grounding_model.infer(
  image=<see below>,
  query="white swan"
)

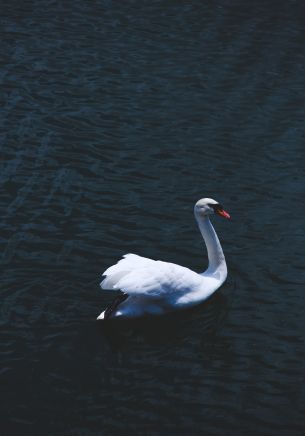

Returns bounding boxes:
[97,198,230,320]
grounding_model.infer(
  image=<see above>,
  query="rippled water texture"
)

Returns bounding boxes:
[1,1,305,435]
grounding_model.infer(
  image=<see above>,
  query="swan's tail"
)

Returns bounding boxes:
[96,311,105,320]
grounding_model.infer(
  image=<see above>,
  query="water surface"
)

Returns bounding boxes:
[1,1,305,435]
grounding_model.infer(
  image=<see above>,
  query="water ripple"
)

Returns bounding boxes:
[1,1,305,434]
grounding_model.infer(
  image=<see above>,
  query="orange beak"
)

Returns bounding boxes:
[216,209,231,219]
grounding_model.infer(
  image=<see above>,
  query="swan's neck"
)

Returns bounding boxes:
[197,216,227,279]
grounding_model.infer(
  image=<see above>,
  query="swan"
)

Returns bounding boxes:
[97,198,230,320]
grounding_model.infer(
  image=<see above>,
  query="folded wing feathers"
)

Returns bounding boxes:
[101,253,202,297]
[114,267,161,296]
[100,253,156,290]
[114,261,201,297]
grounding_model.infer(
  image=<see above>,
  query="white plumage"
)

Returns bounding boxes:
[97,198,230,320]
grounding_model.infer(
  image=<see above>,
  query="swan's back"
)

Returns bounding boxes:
[100,253,218,302]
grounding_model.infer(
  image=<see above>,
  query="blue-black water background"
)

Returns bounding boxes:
[1,1,305,435]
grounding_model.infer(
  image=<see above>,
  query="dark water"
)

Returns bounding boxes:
[1,1,305,434]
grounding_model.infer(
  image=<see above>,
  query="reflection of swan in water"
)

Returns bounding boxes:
[97,198,230,320]
[97,290,230,349]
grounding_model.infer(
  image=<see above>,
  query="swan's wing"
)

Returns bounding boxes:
[100,253,156,290]
[113,261,203,298]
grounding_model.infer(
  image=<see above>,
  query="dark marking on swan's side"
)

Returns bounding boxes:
[104,292,129,320]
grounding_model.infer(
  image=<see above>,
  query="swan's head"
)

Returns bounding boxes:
[194,198,230,219]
